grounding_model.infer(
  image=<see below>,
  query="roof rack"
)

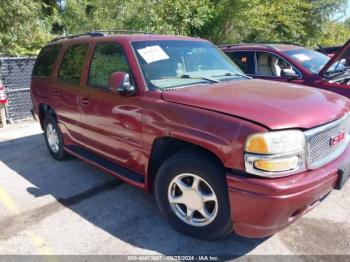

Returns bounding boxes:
[50,29,153,42]
[254,41,303,46]
[50,32,104,42]
[218,41,303,48]
[92,29,153,35]
[217,43,245,48]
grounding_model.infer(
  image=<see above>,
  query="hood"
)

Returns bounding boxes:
[319,38,350,77]
[161,79,350,130]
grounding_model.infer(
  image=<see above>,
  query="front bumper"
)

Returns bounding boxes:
[226,144,350,238]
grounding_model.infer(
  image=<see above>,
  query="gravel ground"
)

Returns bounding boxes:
[0,121,349,259]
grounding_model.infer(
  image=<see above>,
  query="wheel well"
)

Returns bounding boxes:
[147,137,224,192]
[38,104,56,130]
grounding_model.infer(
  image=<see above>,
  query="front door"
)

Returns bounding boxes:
[255,51,305,84]
[80,42,144,173]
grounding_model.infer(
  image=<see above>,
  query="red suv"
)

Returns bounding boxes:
[31,32,350,240]
[221,40,350,98]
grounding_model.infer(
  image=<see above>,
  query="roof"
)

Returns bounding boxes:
[219,43,305,52]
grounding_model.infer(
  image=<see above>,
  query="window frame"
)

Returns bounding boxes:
[87,41,133,90]
[57,43,89,85]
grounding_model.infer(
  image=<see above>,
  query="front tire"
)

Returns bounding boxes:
[43,113,66,161]
[154,150,233,240]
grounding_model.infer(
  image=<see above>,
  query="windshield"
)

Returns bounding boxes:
[131,40,246,90]
[283,48,346,75]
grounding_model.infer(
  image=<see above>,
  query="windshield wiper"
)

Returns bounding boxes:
[211,72,252,79]
[160,74,220,83]
[181,74,220,83]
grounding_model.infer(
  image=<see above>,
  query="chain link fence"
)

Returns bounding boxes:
[0,57,36,123]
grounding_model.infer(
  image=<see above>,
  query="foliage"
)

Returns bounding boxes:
[0,0,349,56]
[0,0,54,56]
[210,0,349,47]
[345,17,350,28]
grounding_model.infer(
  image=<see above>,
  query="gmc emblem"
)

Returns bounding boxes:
[330,130,346,146]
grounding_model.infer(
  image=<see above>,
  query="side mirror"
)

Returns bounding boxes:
[281,68,298,78]
[109,72,136,96]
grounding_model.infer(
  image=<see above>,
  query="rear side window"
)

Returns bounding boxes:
[88,43,130,88]
[227,51,255,74]
[32,45,61,77]
[58,44,88,84]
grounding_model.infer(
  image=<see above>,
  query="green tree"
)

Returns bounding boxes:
[1,0,349,56]
[212,0,348,47]
[0,0,56,56]
[34,0,350,51]
[345,17,350,28]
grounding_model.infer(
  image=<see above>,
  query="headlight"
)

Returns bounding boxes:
[244,130,306,177]
[245,130,305,154]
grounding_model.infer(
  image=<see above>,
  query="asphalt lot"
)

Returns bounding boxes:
[0,120,349,257]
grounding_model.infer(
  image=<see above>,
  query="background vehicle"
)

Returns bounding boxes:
[220,39,350,98]
[31,32,350,240]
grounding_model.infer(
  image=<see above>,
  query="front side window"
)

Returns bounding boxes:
[89,43,130,88]
[32,44,61,77]
[131,40,246,90]
[227,51,255,74]
[58,44,88,84]
[256,52,299,77]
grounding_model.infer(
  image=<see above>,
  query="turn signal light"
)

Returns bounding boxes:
[254,156,299,172]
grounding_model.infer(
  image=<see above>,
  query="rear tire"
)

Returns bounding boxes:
[43,113,66,161]
[154,150,233,240]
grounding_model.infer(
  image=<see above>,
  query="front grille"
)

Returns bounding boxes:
[305,114,350,169]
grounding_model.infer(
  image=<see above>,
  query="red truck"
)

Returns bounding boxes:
[31,31,350,240]
[220,39,350,98]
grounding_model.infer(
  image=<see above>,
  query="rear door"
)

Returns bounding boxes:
[51,43,89,144]
[80,41,144,173]
[31,44,62,115]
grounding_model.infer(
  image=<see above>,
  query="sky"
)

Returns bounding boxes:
[337,0,350,20]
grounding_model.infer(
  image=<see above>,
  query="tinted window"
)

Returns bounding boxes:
[227,51,255,74]
[58,44,88,84]
[89,43,130,88]
[32,45,61,77]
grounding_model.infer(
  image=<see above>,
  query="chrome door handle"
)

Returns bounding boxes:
[52,91,60,98]
[81,97,90,106]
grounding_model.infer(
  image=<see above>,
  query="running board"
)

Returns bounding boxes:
[65,145,145,184]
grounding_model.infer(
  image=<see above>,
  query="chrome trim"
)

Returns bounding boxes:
[244,150,306,178]
[304,113,350,169]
